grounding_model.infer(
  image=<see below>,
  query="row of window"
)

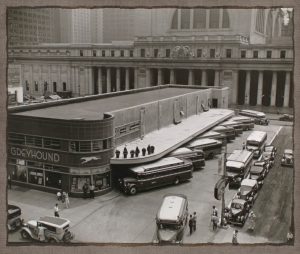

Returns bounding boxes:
[25,81,66,92]
[240,50,286,59]
[8,133,114,153]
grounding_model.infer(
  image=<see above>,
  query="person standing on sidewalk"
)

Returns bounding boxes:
[54,204,60,217]
[89,184,95,199]
[188,214,193,235]
[193,212,197,232]
[232,230,239,245]
[8,174,12,189]
[65,193,70,208]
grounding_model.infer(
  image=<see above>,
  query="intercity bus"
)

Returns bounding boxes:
[168,147,205,170]
[212,125,236,141]
[239,110,269,125]
[220,120,243,136]
[186,138,222,159]
[118,157,193,195]
[226,149,254,188]
[246,131,267,158]
[196,131,226,144]
[231,116,255,130]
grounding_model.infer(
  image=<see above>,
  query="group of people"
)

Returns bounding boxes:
[82,182,95,199]
[211,206,219,231]
[56,189,70,208]
[188,212,197,235]
[115,145,156,159]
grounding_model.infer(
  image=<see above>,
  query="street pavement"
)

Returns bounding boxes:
[7,123,292,245]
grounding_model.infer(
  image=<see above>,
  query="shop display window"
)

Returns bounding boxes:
[71,176,91,192]
[45,171,62,189]
[93,173,111,191]
[28,168,44,185]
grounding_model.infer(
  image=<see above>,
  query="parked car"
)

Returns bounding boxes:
[249,165,267,188]
[7,204,23,231]
[259,151,275,168]
[20,216,74,243]
[226,199,251,226]
[281,149,294,167]
[235,179,259,205]
[253,160,271,174]
[279,114,294,122]
[264,145,277,159]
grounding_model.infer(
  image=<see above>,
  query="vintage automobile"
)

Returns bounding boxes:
[253,160,270,174]
[281,149,294,167]
[279,114,294,122]
[226,198,251,226]
[259,151,275,168]
[7,204,23,232]
[264,145,277,159]
[235,179,259,204]
[20,216,74,243]
[249,165,267,188]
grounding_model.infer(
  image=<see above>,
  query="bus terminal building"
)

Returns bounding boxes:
[7,85,230,196]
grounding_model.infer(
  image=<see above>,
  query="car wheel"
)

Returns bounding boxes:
[174,177,180,185]
[48,238,57,243]
[129,186,137,195]
[21,230,30,240]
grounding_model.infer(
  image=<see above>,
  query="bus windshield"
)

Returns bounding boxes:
[158,222,181,230]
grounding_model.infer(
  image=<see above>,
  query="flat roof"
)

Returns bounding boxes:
[157,195,186,221]
[241,178,257,187]
[169,147,193,155]
[187,138,221,147]
[227,149,253,163]
[247,131,267,141]
[13,87,200,120]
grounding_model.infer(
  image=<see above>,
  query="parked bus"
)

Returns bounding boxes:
[212,125,236,141]
[186,138,222,159]
[118,157,193,195]
[231,116,255,130]
[246,131,267,158]
[226,150,254,188]
[239,110,269,125]
[155,194,188,244]
[168,147,205,170]
[196,131,226,144]
[220,120,243,136]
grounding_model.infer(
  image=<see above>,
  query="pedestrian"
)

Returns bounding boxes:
[65,192,70,208]
[83,182,89,199]
[8,174,12,189]
[242,142,246,150]
[123,146,128,158]
[287,231,294,242]
[248,211,256,231]
[147,145,151,155]
[54,204,60,217]
[232,230,238,245]
[212,206,218,217]
[193,212,197,232]
[37,223,46,242]
[135,146,140,157]
[142,147,146,156]
[115,149,120,158]
[89,184,95,199]
[130,150,135,158]
[188,214,193,235]
[151,145,155,154]
[212,215,218,231]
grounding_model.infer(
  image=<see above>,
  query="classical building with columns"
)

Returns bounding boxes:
[8,8,293,109]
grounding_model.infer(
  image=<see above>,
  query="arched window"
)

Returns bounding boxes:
[193,9,206,29]
[222,9,230,28]
[266,11,273,38]
[171,9,178,29]
[255,9,265,33]
[209,9,220,28]
[181,9,191,29]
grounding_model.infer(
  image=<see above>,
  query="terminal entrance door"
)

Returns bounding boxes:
[212,99,218,108]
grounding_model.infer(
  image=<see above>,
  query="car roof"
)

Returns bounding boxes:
[241,178,257,187]
[284,149,293,154]
[39,216,70,227]
[250,166,264,173]
[231,199,246,205]
[157,195,187,221]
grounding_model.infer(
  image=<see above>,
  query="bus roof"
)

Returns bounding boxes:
[157,195,187,221]
[240,109,266,117]
[284,149,293,154]
[130,157,183,173]
[241,178,257,187]
[226,161,244,169]
[227,150,253,164]
[231,116,253,121]
[246,131,267,142]
[220,120,240,127]
[212,125,227,131]
[169,147,193,155]
[188,138,221,147]
[197,131,223,139]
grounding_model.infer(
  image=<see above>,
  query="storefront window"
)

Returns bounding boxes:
[94,173,111,191]
[9,159,27,182]
[45,171,62,189]
[28,168,44,185]
[71,176,91,192]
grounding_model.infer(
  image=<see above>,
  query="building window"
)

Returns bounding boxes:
[241,50,246,58]
[166,49,170,57]
[196,49,202,57]
[111,50,115,57]
[71,176,91,192]
[63,82,67,91]
[26,135,42,147]
[154,49,159,57]
[120,50,124,57]
[140,48,145,57]
[209,9,220,28]
[266,50,272,58]
[102,50,105,57]
[280,50,286,59]
[44,138,61,150]
[93,172,111,191]
[34,81,38,91]
[28,168,44,186]
[93,50,97,57]
[129,50,134,57]
[181,9,191,29]
[253,50,258,58]
[79,50,83,56]
[53,82,57,93]
[210,48,215,58]
[226,49,232,58]
[8,133,25,145]
[45,171,62,189]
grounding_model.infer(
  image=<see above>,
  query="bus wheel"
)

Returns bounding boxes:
[129,186,137,195]
[174,178,180,185]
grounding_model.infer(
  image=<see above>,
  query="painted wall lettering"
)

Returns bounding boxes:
[10,147,60,163]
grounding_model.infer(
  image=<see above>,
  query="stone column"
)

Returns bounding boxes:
[76,67,80,96]
[206,9,210,29]
[116,68,121,91]
[257,71,263,105]
[89,67,93,95]
[178,9,181,29]
[245,70,251,105]
[134,68,138,89]
[188,69,194,85]
[201,70,207,86]
[231,70,238,105]
[270,71,277,106]
[190,9,194,29]
[157,69,162,85]
[125,68,130,90]
[214,70,220,86]
[106,68,111,93]
[283,71,291,107]
[170,69,175,84]
[85,68,89,95]
[146,68,151,87]
[98,67,103,94]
